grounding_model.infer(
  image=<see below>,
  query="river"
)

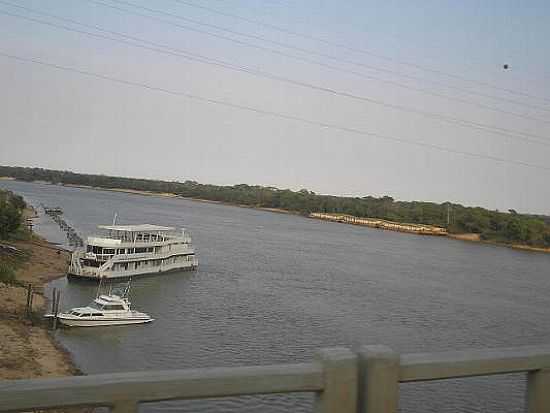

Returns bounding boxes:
[2,180,549,413]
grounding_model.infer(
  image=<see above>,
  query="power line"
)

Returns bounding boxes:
[96,0,550,115]
[1,50,548,173]
[2,7,549,149]
[170,0,550,105]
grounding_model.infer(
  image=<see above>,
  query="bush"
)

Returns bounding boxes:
[0,262,16,284]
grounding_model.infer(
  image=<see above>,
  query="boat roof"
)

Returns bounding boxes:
[98,224,175,232]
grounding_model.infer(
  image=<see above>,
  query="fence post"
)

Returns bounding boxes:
[314,347,358,413]
[25,284,32,318]
[526,368,550,413]
[358,345,400,413]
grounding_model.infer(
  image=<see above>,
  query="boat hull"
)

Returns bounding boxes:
[67,263,197,282]
[57,316,154,327]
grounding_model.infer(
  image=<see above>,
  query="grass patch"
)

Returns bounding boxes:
[0,246,30,285]
[0,261,16,283]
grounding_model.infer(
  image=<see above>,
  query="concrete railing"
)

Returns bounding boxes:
[1,345,549,413]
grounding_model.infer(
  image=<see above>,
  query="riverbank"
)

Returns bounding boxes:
[447,233,550,254]
[4,179,550,255]
[63,182,299,216]
[0,234,76,380]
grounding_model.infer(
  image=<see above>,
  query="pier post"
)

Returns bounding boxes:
[52,289,61,330]
[526,368,550,413]
[51,288,57,314]
[314,347,358,413]
[28,289,34,323]
[358,345,400,413]
[25,284,32,318]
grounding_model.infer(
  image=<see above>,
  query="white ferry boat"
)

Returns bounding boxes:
[68,224,198,280]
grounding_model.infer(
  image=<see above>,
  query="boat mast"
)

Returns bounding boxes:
[96,277,104,299]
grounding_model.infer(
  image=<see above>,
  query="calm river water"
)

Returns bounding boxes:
[2,180,550,413]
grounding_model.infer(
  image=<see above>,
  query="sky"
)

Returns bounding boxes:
[1,0,549,214]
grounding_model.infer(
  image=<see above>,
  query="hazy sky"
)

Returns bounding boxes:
[1,1,549,214]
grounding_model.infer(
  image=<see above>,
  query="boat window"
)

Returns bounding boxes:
[135,247,147,253]
[104,248,115,254]
[92,313,104,317]
[103,304,125,310]
[79,313,91,317]
[82,259,102,267]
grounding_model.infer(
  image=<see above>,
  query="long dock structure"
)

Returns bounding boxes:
[41,204,84,248]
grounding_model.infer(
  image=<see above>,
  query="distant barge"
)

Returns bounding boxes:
[68,224,198,281]
[310,213,448,236]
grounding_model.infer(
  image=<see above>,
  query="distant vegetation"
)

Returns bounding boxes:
[1,165,550,248]
[0,188,26,240]
[0,188,28,283]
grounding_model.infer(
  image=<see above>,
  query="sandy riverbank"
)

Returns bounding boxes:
[0,235,76,380]
[6,180,550,254]
[62,183,298,216]
[448,233,550,254]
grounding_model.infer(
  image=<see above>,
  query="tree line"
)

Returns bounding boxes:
[1,165,549,248]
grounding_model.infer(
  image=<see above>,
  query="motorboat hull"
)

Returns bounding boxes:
[57,316,153,327]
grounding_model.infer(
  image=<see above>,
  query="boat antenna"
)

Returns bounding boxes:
[124,277,132,298]
[96,277,103,299]
[112,212,118,226]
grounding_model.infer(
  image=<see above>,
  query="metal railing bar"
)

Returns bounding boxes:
[400,345,550,382]
[0,362,323,412]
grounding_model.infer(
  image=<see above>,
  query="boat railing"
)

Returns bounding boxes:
[112,252,156,261]
[87,236,192,246]
[1,344,549,413]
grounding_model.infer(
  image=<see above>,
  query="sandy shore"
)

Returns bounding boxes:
[62,183,299,216]
[0,235,76,380]
[448,233,550,254]
[8,180,550,255]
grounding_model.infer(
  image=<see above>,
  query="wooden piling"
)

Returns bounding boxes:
[52,289,61,330]
[51,288,57,314]
[25,284,32,319]
[29,290,34,324]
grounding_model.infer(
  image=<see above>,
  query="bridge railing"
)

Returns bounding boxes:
[1,345,549,413]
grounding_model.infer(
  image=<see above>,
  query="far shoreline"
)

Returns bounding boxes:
[4,179,550,255]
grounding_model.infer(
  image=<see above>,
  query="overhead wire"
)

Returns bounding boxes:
[1,51,549,172]
[170,0,550,105]
[92,0,550,115]
[0,6,549,149]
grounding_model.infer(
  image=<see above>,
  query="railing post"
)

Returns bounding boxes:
[314,347,358,413]
[111,400,138,413]
[526,368,550,413]
[358,345,400,413]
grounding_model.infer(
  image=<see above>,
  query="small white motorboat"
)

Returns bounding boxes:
[55,281,153,327]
